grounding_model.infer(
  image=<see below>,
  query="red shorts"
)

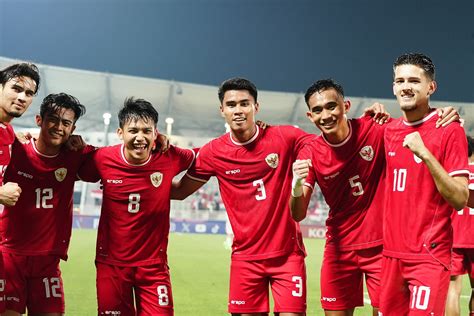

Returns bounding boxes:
[451,248,474,277]
[320,245,382,310]
[228,252,306,314]
[3,253,64,314]
[379,256,450,315]
[96,261,173,316]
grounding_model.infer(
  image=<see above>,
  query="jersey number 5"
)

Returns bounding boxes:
[349,175,364,196]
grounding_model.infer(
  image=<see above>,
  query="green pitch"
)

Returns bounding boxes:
[61,229,472,315]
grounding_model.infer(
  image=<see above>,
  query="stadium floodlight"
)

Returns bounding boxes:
[165,117,174,136]
[102,112,112,146]
[102,112,112,126]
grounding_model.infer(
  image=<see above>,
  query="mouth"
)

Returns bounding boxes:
[233,117,246,123]
[132,143,147,153]
[320,120,336,129]
[49,131,64,139]
[401,94,414,100]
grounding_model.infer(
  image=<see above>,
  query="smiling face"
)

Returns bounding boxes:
[306,87,350,144]
[35,107,77,155]
[117,118,157,164]
[0,76,36,122]
[220,89,259,141]
[393,64,436,120]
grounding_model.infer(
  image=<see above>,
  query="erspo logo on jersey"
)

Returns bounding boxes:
[103,311,121,315]
[106,179,123,184]
[230,300,246,305]
[321,297,337,302]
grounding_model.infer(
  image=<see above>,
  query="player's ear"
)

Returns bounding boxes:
[254,102,259,114]
[428,80,437,96]
[117,128,123,140]
[344,100,351,113]
[35,114,42,127]
[219,104,225,118]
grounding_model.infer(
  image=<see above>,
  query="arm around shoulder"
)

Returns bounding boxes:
[171,174,206,200]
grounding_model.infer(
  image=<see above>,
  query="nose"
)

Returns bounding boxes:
[17,91,27,103]
[321,109,332,120]
[234,104,244,114]
[135,131,145,140]
[400,82,411,91]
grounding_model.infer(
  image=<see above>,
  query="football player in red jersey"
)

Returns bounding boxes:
[290,79,386,316]
[79,98,195,316]
[379,53,468,315]
[0,63,40,207]
[2,93,89,316]
[172,78,311,316]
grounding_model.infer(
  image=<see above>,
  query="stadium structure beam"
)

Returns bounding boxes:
[289,95,303,124]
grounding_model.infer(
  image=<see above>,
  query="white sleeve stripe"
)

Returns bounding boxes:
[469,183,474,190]
[185,149,196,170]
[185,173,208,183]
[304,182,314,191]
[449,169,470,177]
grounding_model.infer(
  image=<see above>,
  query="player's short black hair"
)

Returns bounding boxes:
[40,93,86,122]
[118,97,159,128]
[0,63,40,94]
[304,79,344,109]
[218,77,258,103]
[393,53,435,81]
[468,135,474,157]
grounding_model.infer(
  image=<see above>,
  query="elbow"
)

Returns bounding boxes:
[453,187,469,211]
[290,209,306,222]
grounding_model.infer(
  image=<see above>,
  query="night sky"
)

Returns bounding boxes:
[1,0,473,102]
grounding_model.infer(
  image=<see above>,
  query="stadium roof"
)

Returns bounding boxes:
[2,56,473,137]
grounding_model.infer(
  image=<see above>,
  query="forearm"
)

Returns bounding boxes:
[289,197,307,222]
[420,150,469,210]
[289,186,311,222]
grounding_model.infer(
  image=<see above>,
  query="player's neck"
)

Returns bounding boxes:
[230,124,257,143]
[0,109,13,124]
[35,138,61,156]
[402,103,431,122]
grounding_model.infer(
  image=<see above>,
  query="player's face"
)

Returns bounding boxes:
[0,76,36,121]
[393,64,436,112]
[36,108,77,148]
[306,88,350,143]
[117,118,157,164]
[220,90,259,134]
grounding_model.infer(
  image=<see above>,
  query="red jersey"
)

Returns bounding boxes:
[186,125,313,261]
[79,145,195,267]
[300,116,385,251]
[384,110,469,267]
[451,163,474,248]
[0,123,15,184]
[1,140,94,259]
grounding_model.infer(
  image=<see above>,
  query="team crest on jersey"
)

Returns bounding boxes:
[414,154,422,164]
[54,168,67,182]
[265,153,279,169]
[150,172,163,187]
[359,145,374,161]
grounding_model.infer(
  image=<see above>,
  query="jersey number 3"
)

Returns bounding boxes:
[253,179,267,201]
